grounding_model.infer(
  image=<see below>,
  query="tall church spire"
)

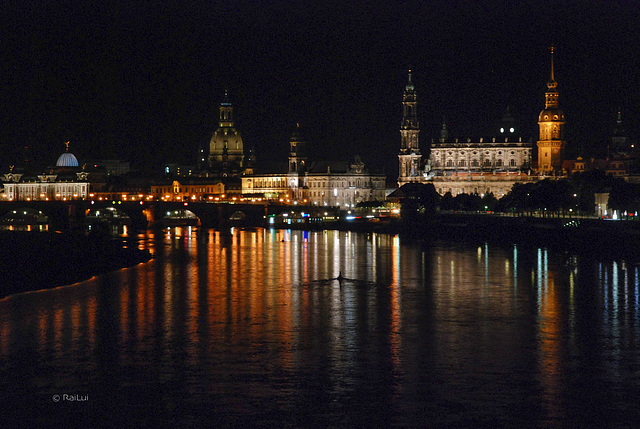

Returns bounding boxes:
[550,45,555,82]
[398,70,422,186]
[545,46,559,108]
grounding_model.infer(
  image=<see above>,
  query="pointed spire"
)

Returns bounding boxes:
[550,45,555,81]
[440,117,449,142]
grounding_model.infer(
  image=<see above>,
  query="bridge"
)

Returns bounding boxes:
[0,200,291,231]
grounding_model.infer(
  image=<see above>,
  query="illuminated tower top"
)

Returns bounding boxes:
[539,46,565,123]
[545,46,559,108]
[402,70,418,130]
[537,46,566,173]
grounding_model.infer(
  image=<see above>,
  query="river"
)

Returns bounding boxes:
[1,227,639,428]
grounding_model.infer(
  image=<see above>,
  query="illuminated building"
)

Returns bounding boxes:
[536,46,566,174]
[427,113,535,197]
[395,71,537,197]
[395,49,579,197]
[149,180,225,201]
[1,142,89,201]
[242,127,386,206]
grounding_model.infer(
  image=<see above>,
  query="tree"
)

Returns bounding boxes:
[440,192,454,211]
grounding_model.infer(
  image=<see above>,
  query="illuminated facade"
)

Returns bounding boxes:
[428,113,536,197]
[1,145,90,201]
[2,172,89,201]
[394,55,572,196]
[242,129,386,206]
[537,47,566,173]
[394,72,536,197]
[149,180,225,201]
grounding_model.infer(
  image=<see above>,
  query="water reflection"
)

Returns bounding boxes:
[1,228,639,427]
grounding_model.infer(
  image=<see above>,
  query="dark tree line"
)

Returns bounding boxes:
[397,170,640,219]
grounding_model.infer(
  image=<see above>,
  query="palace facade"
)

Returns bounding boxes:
[1,144,90,201]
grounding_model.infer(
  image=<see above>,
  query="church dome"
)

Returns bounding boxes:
[56,152,79,167]
[538,107,565,123]
[56,141,79,167]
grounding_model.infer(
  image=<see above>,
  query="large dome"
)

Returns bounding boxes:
[56,152,79,167]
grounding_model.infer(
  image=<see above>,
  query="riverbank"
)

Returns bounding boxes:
[428,213,640,252]
[0,231,152,299]
[269,213,640,257]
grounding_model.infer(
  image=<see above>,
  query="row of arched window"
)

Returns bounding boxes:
[438,158,519,168]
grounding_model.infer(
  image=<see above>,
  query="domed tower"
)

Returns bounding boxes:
[209,90,244,173]
[498,106,517,136]
[398,70,422,186]
[537,47,566,173]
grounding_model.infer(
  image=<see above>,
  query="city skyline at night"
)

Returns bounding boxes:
[1,0,638,176]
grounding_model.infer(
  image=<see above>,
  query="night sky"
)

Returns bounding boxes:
[1,0,638,177]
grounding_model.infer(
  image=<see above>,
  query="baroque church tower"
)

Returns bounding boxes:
[209,90,245,176]
[398,70,422,186]
[287,124,307,201]
[537,47,566,173]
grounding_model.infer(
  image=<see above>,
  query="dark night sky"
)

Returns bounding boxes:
[1,0,638,177]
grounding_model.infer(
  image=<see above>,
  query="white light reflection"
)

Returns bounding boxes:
[484,243,489,287]
[513,245,518,293]
[623,261,628,316]
[613,261,619,320]
[537,248,543,308]
[634,267,640,324]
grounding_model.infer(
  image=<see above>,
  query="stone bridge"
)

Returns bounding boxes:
[0,200,289,230]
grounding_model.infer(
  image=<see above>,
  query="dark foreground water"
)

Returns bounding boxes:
[1,227,640,428]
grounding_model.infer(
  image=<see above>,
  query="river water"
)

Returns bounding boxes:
[1,227,639,428]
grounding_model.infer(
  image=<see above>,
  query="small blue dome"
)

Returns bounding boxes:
[56,152,79,167]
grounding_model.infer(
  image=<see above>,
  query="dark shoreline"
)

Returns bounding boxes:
[270,213,640,259]
[0,231,152,299]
